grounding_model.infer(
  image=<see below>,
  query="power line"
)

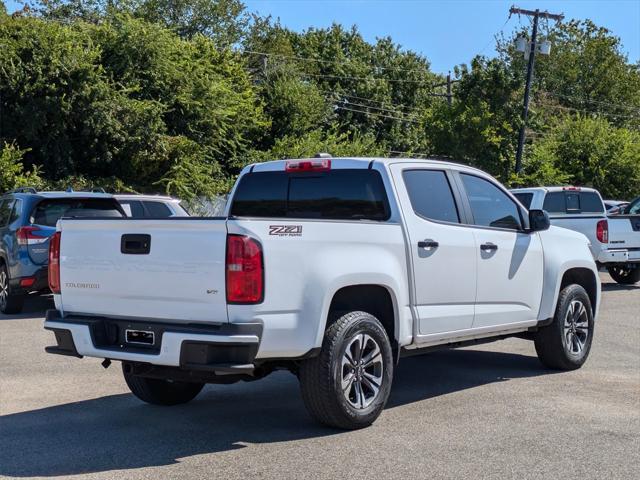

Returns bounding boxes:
[334,105,420,124]
[321,90,417,113]
[245,50,452,87]
[243,49,436,76]
[534,100,640,120]
[320,89,452,115]
[477,11,514,58]
[300,72,438,85]
[541,91,640,113]
[338,99,422,121]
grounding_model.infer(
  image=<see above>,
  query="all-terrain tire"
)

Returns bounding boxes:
[299,311,394,430]
[607,265,640,285]
[534,284,594,370]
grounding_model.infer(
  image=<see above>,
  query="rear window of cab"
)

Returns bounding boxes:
[230,169,390,220]
[542,191,604,214]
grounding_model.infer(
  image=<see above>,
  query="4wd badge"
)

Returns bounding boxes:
[269,225,303,237]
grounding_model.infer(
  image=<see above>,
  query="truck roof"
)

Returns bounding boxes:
[248,157,488,175]
[511,186,600,194]
[2,191,115,200]
[114,194,180,202]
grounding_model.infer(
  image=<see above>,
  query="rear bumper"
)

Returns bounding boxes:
[10,267,49,294]
[44,310,262,371]
[597,249,640,264]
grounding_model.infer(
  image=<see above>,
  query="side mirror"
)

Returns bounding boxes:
[528,209,550,232]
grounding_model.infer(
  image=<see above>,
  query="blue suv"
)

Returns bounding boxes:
[0,188,124,313]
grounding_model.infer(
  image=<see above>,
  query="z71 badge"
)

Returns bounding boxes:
[269,225,303,237]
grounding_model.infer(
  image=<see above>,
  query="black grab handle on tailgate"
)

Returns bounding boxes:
[121,234,151,255]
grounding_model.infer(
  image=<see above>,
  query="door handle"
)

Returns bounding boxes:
[418,240,439,249]
[480,242,498,252]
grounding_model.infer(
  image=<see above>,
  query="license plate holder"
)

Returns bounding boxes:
[125,329,155,346]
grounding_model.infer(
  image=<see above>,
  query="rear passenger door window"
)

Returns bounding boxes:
[460,174,522,230]
[0,200,13,227]
[513,192,533,210]
[9,199,22,224]
[403,170,460,223]
[143,201,172,218]
[542,192,566,213]
[119,200,145,218]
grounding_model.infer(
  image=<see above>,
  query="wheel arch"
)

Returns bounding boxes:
[559,267,599,316]
[322,283,401,356]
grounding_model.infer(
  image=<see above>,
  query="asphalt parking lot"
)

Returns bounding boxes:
[1,272,638,480]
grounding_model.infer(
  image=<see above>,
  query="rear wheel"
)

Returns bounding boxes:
[607,265,640,285]
[122,364,204,406]
[534,284,594,370]
[299,311,394,429]
[0,265,25,315]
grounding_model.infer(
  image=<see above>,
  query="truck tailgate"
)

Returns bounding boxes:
[58,218,228,323]
[608,215,640,251]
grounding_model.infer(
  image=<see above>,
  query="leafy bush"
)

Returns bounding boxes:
[524,116,640,198]
[0,143,45,193]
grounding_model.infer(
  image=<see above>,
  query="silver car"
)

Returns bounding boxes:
[115,194,189,218]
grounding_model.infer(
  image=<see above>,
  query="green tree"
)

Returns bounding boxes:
[427,57,522,181]
[0,143,44,192]
[26,0,249,44]
[133,0,248,44]
[249,129,385,163]
[525,116,640,199]
[245,20,438,155]
[501,20,640,128]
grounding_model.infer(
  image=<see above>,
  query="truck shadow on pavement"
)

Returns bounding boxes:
[600,281,639,292]
[0,348,553,477]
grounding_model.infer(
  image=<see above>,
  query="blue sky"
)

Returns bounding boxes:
[243,0,640,73]
[5,0,640,73]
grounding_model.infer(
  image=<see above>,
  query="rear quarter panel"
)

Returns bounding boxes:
[227,219,411,358]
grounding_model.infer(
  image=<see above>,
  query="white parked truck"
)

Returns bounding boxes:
[45,157,600,429]
[511,186,640,285]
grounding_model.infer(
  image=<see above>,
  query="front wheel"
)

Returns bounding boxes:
[607,265,640,285]
[534,284,594,370]
[123,364,204,406]
[299,311,394,430]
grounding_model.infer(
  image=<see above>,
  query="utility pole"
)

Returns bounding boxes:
[510,6,564,173]
[446,72,452,107]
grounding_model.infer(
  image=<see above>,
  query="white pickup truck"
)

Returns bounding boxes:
[44,157,600,429]
[511,187,640,284]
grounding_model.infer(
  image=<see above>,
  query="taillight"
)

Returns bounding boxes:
[285,159,331,172]
[48,232,61,294]
[17,226,47,246]
[596,219,608,243]
[226,234,264,304]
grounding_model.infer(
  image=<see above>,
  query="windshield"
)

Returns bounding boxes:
[625,197,640,215]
